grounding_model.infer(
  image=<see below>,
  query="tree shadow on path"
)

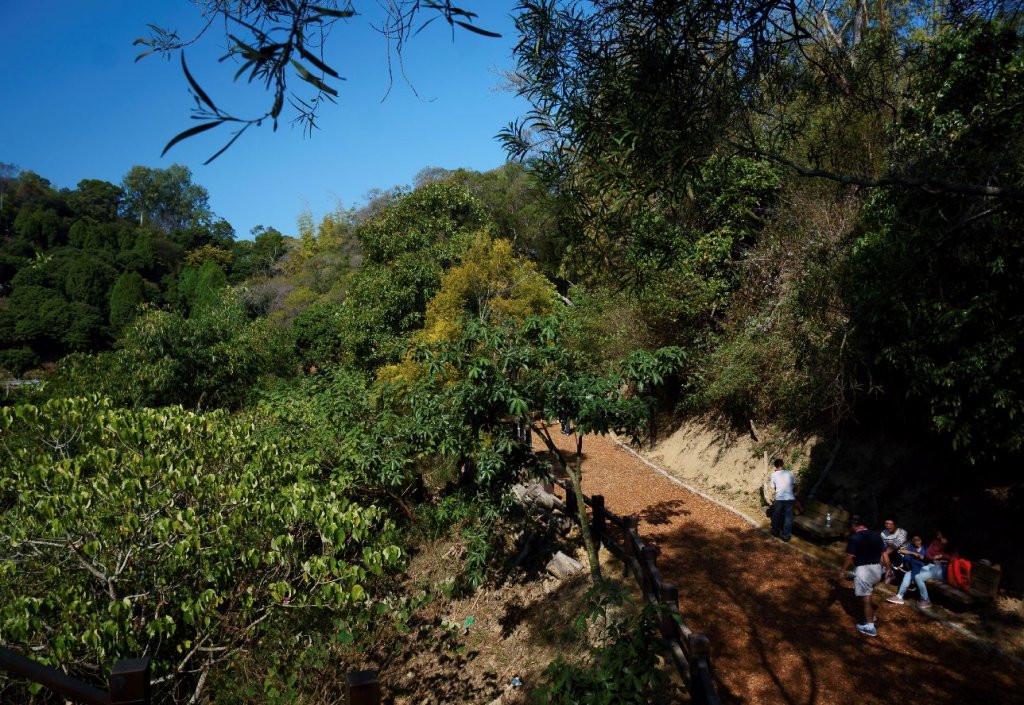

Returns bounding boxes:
[640,498,690,526]
[600,485,1024,705]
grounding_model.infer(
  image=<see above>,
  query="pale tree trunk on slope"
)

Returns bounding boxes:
[532,421,603,582]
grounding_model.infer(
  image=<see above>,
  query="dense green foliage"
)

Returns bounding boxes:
[844,23,1024,460]
[319,182,488,371]
[4,2,1024,700]
[504,1,1024,470]
[0,397,402,702]
[54,291,293,410]
[0,165,287,374]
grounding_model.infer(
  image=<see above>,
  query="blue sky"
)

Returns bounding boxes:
[0,1,527,238]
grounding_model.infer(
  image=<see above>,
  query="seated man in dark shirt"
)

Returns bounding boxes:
[838,515,890,636]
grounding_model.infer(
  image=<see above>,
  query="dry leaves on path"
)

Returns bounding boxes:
[539,429,1024,705]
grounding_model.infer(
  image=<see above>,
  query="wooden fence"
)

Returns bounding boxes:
[337,478,722,705]
[556,478,721,705]
[0,647,149,704]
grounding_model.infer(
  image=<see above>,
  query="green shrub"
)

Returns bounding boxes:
[535,585,669,705]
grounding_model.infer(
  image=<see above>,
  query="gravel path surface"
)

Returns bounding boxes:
[541,428,1024,705]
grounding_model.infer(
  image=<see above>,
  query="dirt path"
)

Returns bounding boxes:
[541,429,1024,705]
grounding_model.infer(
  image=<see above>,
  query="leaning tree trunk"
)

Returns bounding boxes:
[567,433,602,581]
[531,422,603,582]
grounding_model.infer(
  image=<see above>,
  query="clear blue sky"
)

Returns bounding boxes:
[0,1,527,238]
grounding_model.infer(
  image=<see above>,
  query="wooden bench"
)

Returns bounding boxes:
[928,560,1002,608]
[792,500,848,540]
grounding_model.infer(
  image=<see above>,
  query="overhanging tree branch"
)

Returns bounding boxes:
[139,1,498,162]
[740,144,1024,199]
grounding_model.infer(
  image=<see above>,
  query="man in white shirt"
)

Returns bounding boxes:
[770,458,797,542]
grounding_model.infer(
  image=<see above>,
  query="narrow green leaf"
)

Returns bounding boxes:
[297,44,340,78]
[290,60,339,97]
[180,53,218,113]
[444,7,479,21]
[310,6,356,18]
[161,120,225,157]
[233,59,256,82]
[454,21,501,38]
[203,124,248,165]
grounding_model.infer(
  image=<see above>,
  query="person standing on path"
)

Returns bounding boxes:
[769,458,797,542]
[839,515,890,636]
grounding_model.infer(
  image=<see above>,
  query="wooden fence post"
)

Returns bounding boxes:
[109,658,150,705]
[346,671,381,705]
[687,633,715,705]
[623,515,639,579]
[659,583,680,640]
[640,545,659,599]
[590,495,606,544]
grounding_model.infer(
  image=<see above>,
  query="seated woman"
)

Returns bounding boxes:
[886,531,951,609]
[881,516,909,582]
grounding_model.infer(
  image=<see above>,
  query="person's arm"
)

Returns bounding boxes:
[838,553,853,579]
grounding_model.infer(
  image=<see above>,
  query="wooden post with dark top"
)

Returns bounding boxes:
[623,515,639,578]
[346,671,381,705]
[659,583,680,640]
[590,495,606,544]
[687,633,717,705]
[110,658,151,705]
[640,545,659,599]
[0,646,120,705]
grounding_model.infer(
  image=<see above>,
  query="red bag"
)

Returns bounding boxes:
[947,557,972,592]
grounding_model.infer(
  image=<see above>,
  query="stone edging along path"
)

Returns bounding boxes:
[609,433,1024,672]
[543,428,1024,705]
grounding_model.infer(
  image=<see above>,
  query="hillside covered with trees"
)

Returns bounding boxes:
[2,0,1023,702]
[0,163,287,373]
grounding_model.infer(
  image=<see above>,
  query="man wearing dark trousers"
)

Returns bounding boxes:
[769,458,797,541]
[839,515,890,636]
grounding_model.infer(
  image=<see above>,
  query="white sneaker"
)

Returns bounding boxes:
[887,595,904,605]
[856,623,878,637]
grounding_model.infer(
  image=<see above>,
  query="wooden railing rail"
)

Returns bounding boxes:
[0,647,150,704]
[554,478,721,705]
